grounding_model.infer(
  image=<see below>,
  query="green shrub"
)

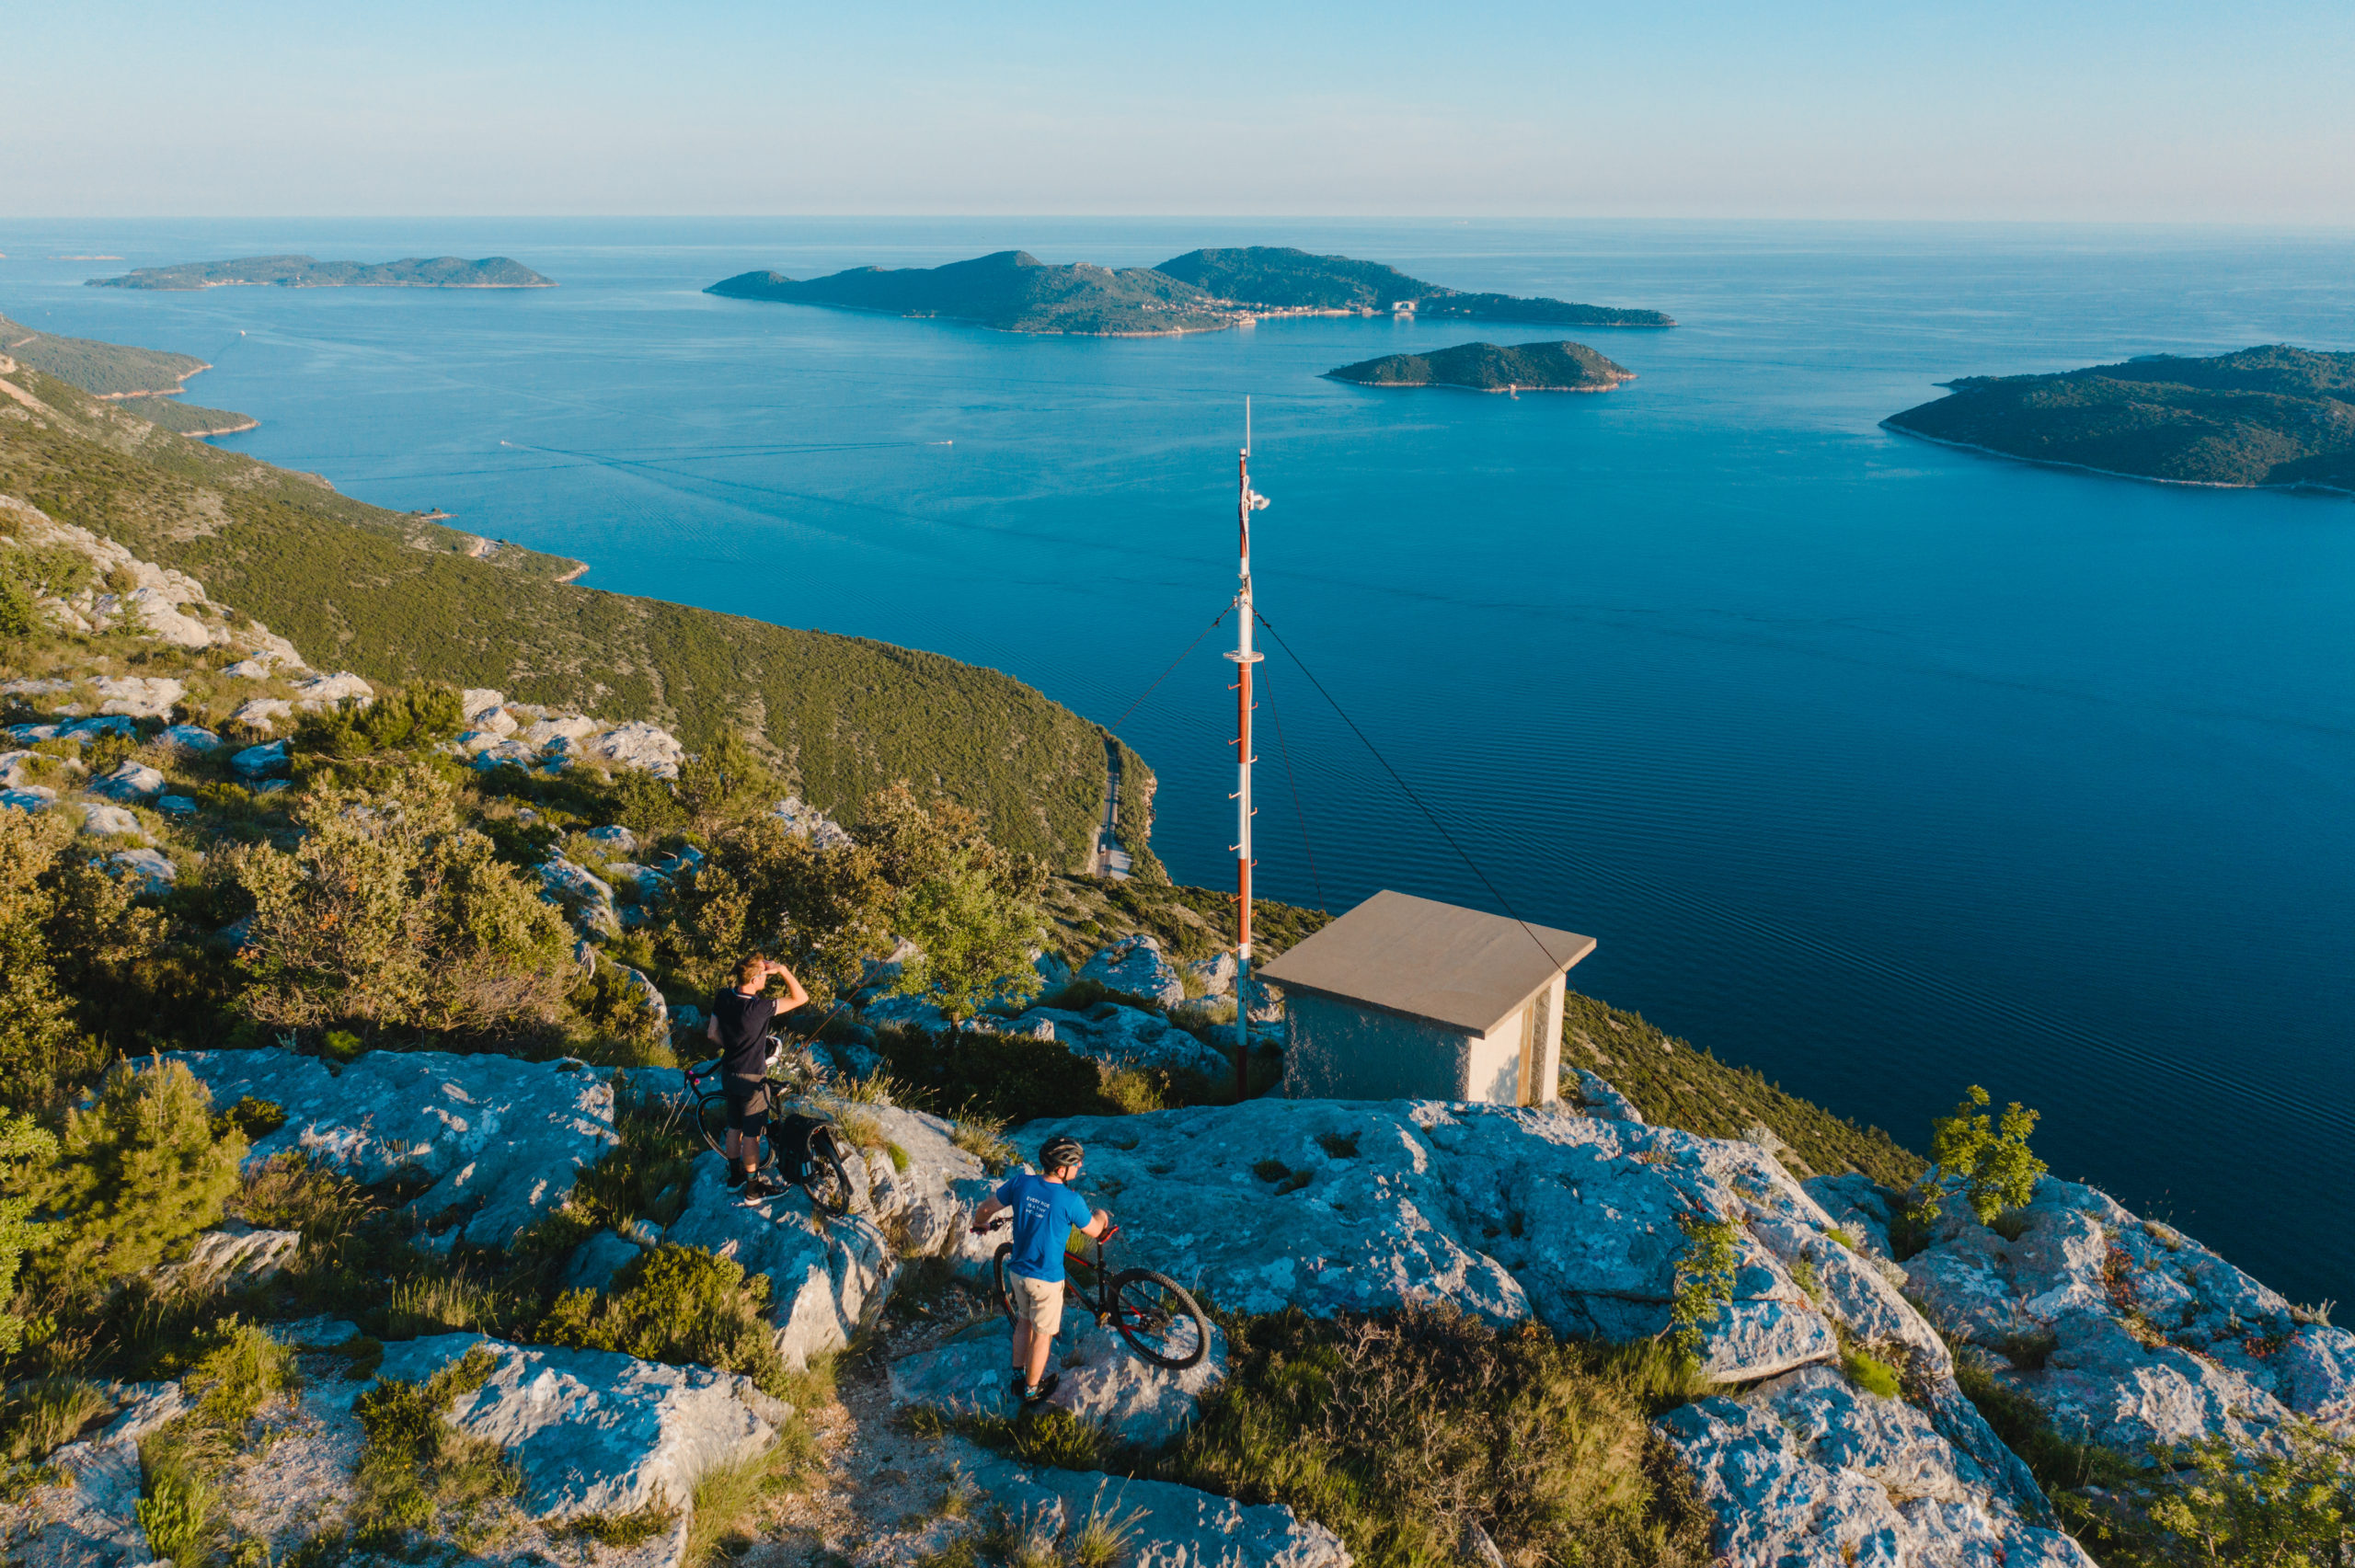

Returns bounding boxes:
[1909,1085,2046,1227]
[351,1345,520,1549]
[1161,1307,1714,1568]
[133,1321,298,1568]
[1666,1213,1739,1361]
[289,684,462,759]
[537,1243,791,1400]
[0,1109,60,1353]
[0,1378,109,1461]
[0,810,98,1109]
[870,1023,1119,1124]
[18,1059,245,1306]
[1840,1345,1901,1400]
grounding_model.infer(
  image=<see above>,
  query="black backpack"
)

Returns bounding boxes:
[774,1113,830,1181]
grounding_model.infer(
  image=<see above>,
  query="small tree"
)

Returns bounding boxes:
[891,854,1047,1025]
[1911,1085,2046,1227]
[0,1108,59,1353]
[1664,1209,1740,1361]
[0,810,94,1109]
[674,733,782,832]
[2144,1424,2355,1567]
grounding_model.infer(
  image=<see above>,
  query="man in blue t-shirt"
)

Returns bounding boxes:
[970,1133,1108,1403]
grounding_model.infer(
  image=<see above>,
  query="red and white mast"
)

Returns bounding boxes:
[1227,401,1268,1100]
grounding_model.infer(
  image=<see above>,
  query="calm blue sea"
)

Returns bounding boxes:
[6,218,2351,1303]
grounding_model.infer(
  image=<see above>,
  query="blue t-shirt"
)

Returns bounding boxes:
[995,1173,1096,1283]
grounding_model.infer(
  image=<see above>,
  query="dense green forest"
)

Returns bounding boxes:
[88,256,555,290]
[1327,339,1633,392]
[1155,246,1677,326]
[0,359,1121,864]
[1,312,209,396]
[1884,344,2355,491]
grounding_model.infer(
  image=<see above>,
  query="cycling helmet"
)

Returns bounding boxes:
[1039,1134,1084,1173]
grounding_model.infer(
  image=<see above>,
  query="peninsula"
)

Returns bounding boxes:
[0,311,257,434]
[87,255,555,291]
[707,244,1673,335]
[707,250,1229,336]
[1327,339,1635,393]
[1159,246,1676,326]
[1884,344,2355,491]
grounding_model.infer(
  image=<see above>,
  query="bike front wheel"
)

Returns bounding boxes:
[1109,1268,1209,1369]
[802,1127,854,1217]
[693,1091,730,1160]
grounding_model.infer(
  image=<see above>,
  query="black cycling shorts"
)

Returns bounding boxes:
[724,1077,770,1140]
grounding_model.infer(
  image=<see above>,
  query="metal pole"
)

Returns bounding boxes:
[1226,403,1264,1102]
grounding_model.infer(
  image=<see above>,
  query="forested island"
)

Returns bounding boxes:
[1159,246,1676,326]
[1884,344,2355,491]
[88,256,555,291]
[708,244,1672,335]
[1327,340,1634,393]
[708,250,1231,336]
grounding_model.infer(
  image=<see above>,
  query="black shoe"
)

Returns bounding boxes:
[741,1174,784,1202]
[1020,1372,1061,1404]
[725,1166,749,1190]
[1009,1373,1029,1400]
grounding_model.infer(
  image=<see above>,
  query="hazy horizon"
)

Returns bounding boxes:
[10,1,2353,223]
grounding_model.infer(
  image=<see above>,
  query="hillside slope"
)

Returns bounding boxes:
[1885,344,2355,491]
[708,250,1231,335]
[1156,245,1677,326]
[0,360,1122,864]
[88,255,556,290]
[1327,339,1634,392]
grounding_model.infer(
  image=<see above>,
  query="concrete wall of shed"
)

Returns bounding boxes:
[1462,973,1567,1106]
[1281,991,1475,1101]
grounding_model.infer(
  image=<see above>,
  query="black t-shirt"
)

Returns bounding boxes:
[712,988,779,1082]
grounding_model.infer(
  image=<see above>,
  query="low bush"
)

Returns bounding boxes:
[870,1022,1121,1124]
[289,684,463,760]
[134,1321,299,1568]
[1159,1306,1715,1568]
[537,1243,791,1400]
[350,1345,521,1551]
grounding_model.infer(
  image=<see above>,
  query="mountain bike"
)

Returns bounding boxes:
[683,1042,854,1216]
[979,1216,1210,1370]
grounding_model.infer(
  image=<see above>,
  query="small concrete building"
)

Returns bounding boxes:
[1261,889,1595,1105]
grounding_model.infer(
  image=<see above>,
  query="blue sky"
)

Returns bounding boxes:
[9,1,2352,219]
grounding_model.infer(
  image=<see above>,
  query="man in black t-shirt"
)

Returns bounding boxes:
[704,954,810,1195]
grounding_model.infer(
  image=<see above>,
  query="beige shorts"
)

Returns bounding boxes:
[1007,1271,1064,1333]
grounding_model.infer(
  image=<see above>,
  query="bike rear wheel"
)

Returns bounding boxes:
[1109,1268,1209,1369]
[693,1091,730,1160]
[993,1243,1017,1323]
[802,1127,854,1217]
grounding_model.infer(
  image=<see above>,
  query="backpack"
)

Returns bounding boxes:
[774,1114,831,1182]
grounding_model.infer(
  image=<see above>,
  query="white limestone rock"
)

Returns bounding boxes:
[92,674,182,718]
[158,722,223,752]
[154,1223,302,1292]
[62,715,137,739]
[865,991,953,1036]
[1182,950,1238,998]
[1570,1066,1644,1123]
[830,1100,987,1255]
[471,737,537,770]
[460,688,511,727]
[0,784,55,812]
[172,1048,618,1251]
[232,697,295,733]
[1078,933,1187,1007]
[521,714,600,746]
[12,1380,190,1568]
[586,823,639,853]
[664,1153,898,1370]
[77,802,148,841]
[91,761,167,800]
[1005,1003,1232,1082]
[948,1438,1351,1568]
[1660,1367,2092,1568]
[232,738,290,779]
[773,794,853,849]
[374,1334,788,1518]
[890,1304,1224,1448]
[109,847,177,891]
[292,671,373,709]
[560,1229,648,1294]
[541,854,621,934]
[587,721,685,778]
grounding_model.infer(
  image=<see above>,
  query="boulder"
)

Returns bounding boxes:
[63,715,138,739]
[865,991,952,1036]
[831,1100,987,1255]
[773,795,852,849]
[1,677,75,700]
[91,761,166,800]
[586,823,639,853]
[560,1228,648,1294]
[232,696,294,732]
[540,855,621,934]
[0,784,55,811]
[460,688,510,727]
[1005,1004,1232,1082]
[154,1223,302,1292]
[222,654,284,680]
[157,723,222,753]
[292,671,373,709]
[1660,1368,2093,1568]
[232,738,290,779]
[620,963,670,1033]
[173,1048,618,1250]
[948,1439,1350,1568]
[92,674,182,718]
[96,589,211,649]
[1033,948,1074,990]
[77,802,147,840]
[157,794,196,817]
[471,737,537,770]
[1183,951,1238,998]
[1570,1067,1644,1123]
[109,847,177,891]
[890,1305,1224,1448]
[1078,933,1187,1007]
[0,748,29,785]
[587,721,686,778]
[521,714,600,746]
[13,1380,190,1568]
[664,1153,897,1370]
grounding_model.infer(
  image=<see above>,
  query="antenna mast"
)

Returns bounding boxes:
[1226,400,1267,1102]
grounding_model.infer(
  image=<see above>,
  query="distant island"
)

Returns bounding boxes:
[2,312,257,434]
[1884,344,2355,492]
[1159,246,1676,327]
[87,255,555,291]
[1327,340,1635,394]
[707,244,1672,335]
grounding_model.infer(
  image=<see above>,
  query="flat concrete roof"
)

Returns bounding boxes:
[1258,888,1595,1036]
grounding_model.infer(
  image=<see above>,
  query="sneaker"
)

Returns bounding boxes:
[741,1173,785,1202]
[1020,1372,1061,1404]
[725,1166,749,1190]
[1009,1373,1029,1400]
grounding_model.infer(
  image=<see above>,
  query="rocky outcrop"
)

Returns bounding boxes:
[153,1221,302,1292]
[1077,933,1188,1006]
[174,1048,618,1250]
[1003,1003,1233,1082]
[890,1306,1224,1448]
[774,795,852,848]
[664,1154,898,1370]
[1816,1173,2355,1455]
[1662,1368,2092,1568]
[541,854,622,934]
[92,675,183,718]
[11,1380,190,1568]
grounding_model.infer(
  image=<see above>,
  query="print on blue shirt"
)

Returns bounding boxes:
[995,1173,1096,1283]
